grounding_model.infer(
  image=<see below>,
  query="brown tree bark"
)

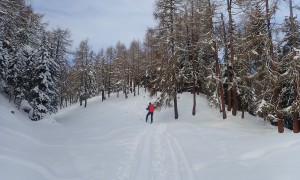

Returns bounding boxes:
[277,109,284,133]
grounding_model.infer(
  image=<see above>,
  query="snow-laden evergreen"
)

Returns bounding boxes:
[30,35,59,120]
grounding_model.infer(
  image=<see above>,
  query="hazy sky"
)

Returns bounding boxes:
[31,0,298,52]
[31,0,156,51]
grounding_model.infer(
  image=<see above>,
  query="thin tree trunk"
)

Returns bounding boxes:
[102,89,104,101]
[125,88,128,99]
[227,0,237,116]
[275,88,284,133]
[134,82,136,96]
[241,105,245,119]
[191,0,196,116]
[192,80,196,116]
[174,89,179,119]
[277,110,284,133]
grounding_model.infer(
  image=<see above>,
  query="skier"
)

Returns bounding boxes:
[146,102,155,123]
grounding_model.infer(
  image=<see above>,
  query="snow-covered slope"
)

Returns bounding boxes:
[1,92,300,180]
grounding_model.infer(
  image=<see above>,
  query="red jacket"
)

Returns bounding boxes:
[149,103,155,113]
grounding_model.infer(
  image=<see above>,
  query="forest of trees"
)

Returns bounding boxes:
[1,0,299,133]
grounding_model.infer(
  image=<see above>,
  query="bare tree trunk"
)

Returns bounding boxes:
[277,110,284,133]
[134,82,136,96]
[101,90,104,101]
[125,88,128,99]
[192,80,196,116]
[241,106,245,119]
[174,88,179,119]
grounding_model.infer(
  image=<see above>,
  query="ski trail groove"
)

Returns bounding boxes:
[166,129,196,180]
[134,125,155,180]
[160,123,181,180]
[114,126,153,180]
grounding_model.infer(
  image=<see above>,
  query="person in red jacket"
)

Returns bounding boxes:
[146,102,155,123]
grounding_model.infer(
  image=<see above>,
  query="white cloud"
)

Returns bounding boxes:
[31,0,156,51]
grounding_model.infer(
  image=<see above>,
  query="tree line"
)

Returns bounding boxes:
[1,0,300,133]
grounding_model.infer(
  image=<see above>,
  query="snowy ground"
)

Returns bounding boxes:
[1,91,300,180]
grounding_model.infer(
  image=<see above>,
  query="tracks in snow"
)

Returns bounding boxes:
[115,123,196,180]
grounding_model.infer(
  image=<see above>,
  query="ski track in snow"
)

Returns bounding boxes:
[114,123,196,180]
[113,96,196,180]
[165,130,196,180]
[134,125,155,180]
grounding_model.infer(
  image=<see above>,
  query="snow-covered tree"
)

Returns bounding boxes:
[30,35,59,120]
[277,0,300,132]
[48,28,72,108]
[149,0,185,119]
[73,39,96,107]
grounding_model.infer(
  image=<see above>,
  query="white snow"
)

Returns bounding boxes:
[1,91,300,180]
[20,99,32,110]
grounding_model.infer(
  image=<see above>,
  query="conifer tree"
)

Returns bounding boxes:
[30,35,58,120]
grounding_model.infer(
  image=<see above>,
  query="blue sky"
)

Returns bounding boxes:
[31,0,156,51]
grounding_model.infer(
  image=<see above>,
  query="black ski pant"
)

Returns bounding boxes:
[146,112,153,123]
